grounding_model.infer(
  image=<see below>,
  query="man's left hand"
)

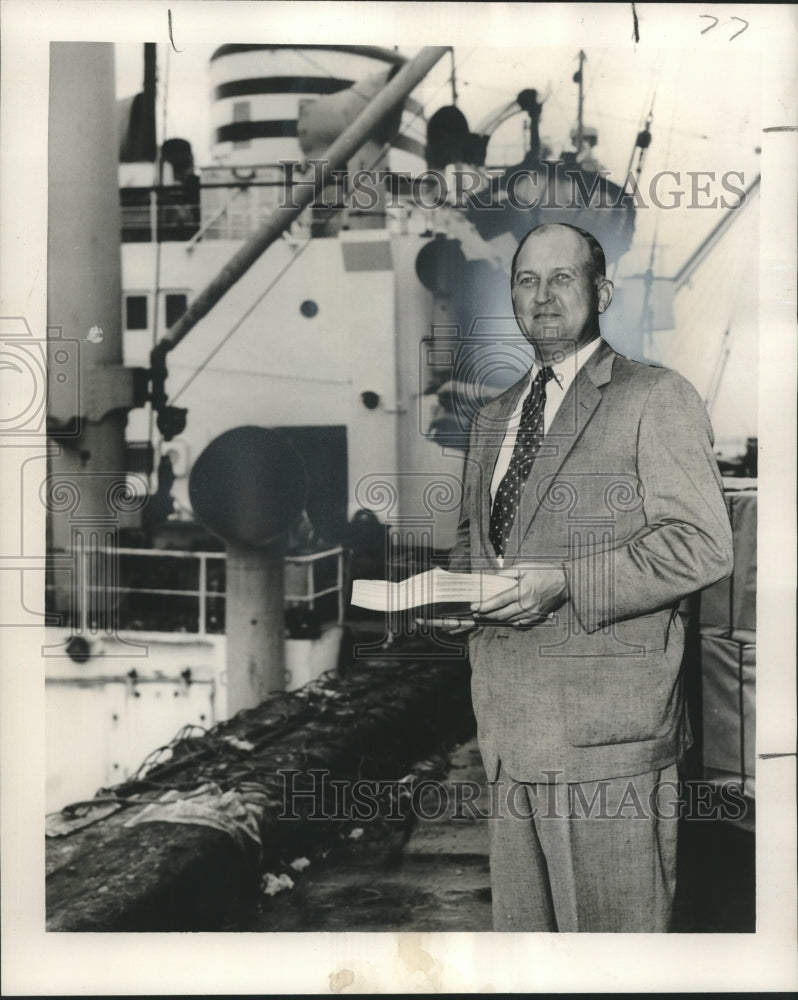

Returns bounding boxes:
[471,564,568,625]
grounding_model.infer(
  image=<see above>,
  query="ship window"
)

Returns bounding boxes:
[165,293,188,328]
[233,101,251,150]
[126,295,148,330]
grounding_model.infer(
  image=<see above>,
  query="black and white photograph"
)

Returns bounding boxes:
[1,1,796,994]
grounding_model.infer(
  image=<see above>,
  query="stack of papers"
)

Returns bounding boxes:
[351,568,514,612]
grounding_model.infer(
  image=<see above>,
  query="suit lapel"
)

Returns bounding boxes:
[504,340,617,562]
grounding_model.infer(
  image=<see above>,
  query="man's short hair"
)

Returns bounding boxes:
[511,223,607,282]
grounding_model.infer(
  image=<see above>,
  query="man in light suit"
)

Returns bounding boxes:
[448,222,733,932]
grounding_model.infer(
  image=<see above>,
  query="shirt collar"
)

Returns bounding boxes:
[531,336,603,394]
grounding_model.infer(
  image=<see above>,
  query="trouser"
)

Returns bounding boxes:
[487,763,680,932]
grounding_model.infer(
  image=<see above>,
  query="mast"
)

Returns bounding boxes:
[574,49,585,151]
[449,47,458,106]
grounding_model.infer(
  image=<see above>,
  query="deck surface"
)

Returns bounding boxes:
[239,738,755,934]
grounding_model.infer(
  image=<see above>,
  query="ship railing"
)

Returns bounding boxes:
[45,545,346,637]
[284,546,346,626]
[184,187,243,253]
[119,198,201,243]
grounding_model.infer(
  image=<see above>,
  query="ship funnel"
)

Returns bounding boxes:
[209,44,427,168]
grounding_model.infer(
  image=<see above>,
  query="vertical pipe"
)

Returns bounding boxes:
[337,550,343,625]
[48,43,127,492]
[48,42,130,614]
[224,542,286,713]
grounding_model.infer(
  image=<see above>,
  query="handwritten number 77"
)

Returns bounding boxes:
[700,15,749,41]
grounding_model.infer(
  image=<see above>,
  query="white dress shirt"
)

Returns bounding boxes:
[490,336,603,504]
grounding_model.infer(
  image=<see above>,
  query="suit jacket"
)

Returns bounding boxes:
[449,339,734,784]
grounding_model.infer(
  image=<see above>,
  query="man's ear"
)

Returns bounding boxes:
[597,277,614,314]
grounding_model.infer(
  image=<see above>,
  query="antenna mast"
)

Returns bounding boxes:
[574,49,585,149]
[450,47,458,106]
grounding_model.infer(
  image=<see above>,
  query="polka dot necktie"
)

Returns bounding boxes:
[489,366,555,558]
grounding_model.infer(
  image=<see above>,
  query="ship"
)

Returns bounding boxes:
[43,41,756,852]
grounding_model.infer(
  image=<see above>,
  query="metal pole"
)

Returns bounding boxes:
[153,45,448,361]
[449,47,458,106]
[198,553,207,636]
[576,50,585,151]
[225,541,286,712]
[48,43,131,634]
[337,549,344,625]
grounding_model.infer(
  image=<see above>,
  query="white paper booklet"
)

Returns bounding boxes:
[351,567,514,612]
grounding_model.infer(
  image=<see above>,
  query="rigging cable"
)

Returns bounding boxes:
[623,91,655,196]
[294,47,339,79]
[608,70,660,283]
[703,206,753,416]
[634,69,680,350]
[169,237,314,403]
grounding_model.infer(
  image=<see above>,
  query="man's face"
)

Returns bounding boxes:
[511,227,613,361]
